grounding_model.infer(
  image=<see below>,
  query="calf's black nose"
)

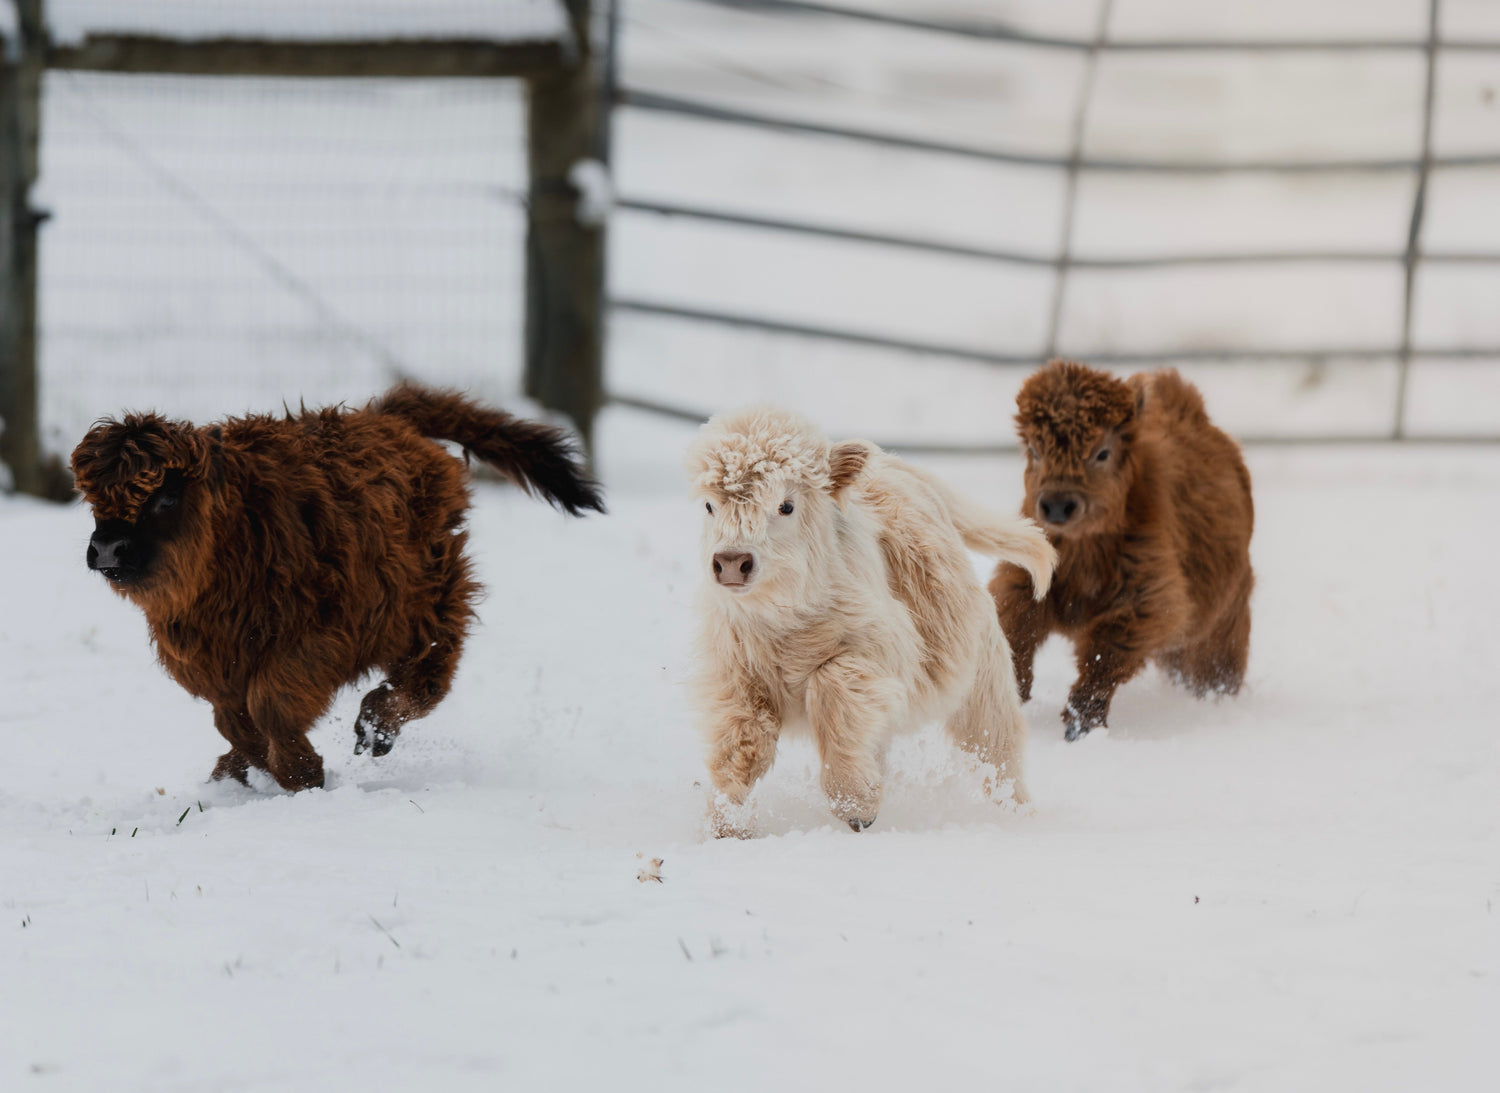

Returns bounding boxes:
[87,534,131,572]
[1038,491,1083,527]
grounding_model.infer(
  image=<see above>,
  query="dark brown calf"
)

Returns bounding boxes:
[71,383,604,790]
[989,361,1253,739]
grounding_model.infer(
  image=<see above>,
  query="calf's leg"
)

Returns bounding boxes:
[1177,574,1253,697]
[703,704,781,839]
[246,666,335,792]
[991,565,1052,702]
[354,626,466,758]
[355,549,476,757]
[210,704,269,785]
[945,628,1030,805]
[807,656,893,831]
[1064,616,1153,740]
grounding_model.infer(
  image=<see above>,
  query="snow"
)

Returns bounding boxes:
[2,443,1497,1089]
[568,158,614,228]
[45,1,569,46]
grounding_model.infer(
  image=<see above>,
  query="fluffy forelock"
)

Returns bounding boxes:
[1015,360,1137,454]
[687,406,831,510]
[71,414,199,521]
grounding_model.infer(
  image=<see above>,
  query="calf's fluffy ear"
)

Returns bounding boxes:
[828,440,874,494]
[1127,374,1148,420]
[204,425,226,490]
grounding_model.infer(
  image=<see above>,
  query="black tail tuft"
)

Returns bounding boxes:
[374,383,605,516]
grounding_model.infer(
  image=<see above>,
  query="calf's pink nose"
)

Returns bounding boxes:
[713,552,755,586]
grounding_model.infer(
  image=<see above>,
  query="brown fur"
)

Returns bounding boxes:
[990,361,1254,739]
[70,384,604,790]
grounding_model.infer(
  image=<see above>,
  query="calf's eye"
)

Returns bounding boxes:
[1095,449,1110,463]
[705,501,713,514]
[779,500,794,516]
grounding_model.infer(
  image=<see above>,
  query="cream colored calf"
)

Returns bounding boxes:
[687,408,1055,836]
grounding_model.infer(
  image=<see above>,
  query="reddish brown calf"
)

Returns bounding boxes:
[990,361,1254,739]
[71,384,604,790]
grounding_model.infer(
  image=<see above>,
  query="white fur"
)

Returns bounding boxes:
[686,407,1056,836]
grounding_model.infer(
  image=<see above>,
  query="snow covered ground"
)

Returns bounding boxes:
[2,441,1497,1090]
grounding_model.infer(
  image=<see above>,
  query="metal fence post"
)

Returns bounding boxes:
[524,0,606,453]
[1393,0,1440,440]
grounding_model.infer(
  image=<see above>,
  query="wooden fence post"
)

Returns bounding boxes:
[0,0,55,496]
[524,0,606,453]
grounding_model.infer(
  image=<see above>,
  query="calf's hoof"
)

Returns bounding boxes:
[269,761,325,793]
[707,794,753,839]
[353,718,395,757]
[1062,703,1104,741]
[210,750,251,785]
[710,818,753,840]
[824,779,882,833]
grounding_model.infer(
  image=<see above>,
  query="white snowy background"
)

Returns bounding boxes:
[4,0,1498,1089]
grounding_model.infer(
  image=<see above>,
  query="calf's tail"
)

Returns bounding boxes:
[374,382,605,516]
[954,508,1055,600]
[904,462,1054,599]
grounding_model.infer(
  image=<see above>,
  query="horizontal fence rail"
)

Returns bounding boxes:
[678,0,1500,53]
[616,89,1500,175]
[618,197,1500,269]
[46,35,571,79]
[609,393,1500,452]
[611,298,1500,368]
[607,0,1500,446]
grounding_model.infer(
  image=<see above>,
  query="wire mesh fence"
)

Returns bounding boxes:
[604,0,1500,448]
[0,0,582,487]
[37,71,530,452]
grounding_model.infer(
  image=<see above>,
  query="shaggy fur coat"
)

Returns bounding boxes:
[71,384,603,790]
[688,407,1054,835]
[990,361,1254,739]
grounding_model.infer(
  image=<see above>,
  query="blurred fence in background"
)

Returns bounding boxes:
[6,0,1500,499]
[1,0,605,497]
[39,73,529,437]
[604,0,1500,449]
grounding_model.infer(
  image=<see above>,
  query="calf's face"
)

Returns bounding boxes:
[71,415,218,606]
[687,409,870,611]
[699,484,832,604]
[1015,361,1140,540]
[1022,425,1133,538]
[86,469,188,588]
